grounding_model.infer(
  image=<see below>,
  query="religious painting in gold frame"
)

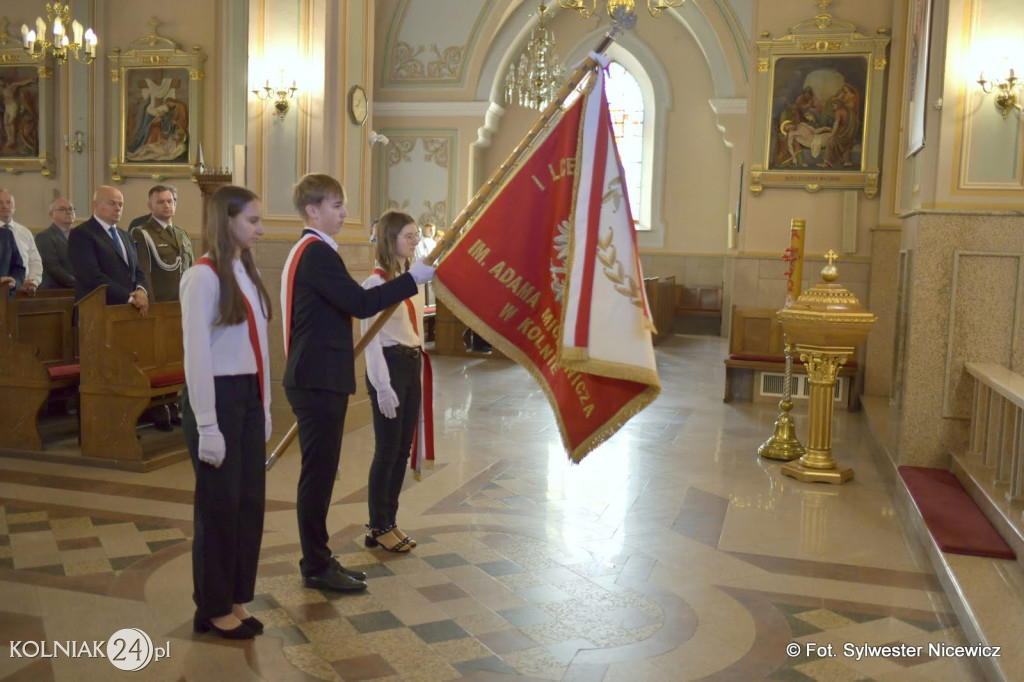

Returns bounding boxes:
[749,5,889,197]
[108,21,205,182]
[0,39,54,176]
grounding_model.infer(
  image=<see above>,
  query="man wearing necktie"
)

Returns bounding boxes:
[68,185,149,315]
[129,184,195,302]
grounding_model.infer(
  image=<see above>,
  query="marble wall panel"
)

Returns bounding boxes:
[895,212,1024,466]
[942,253,1022,419]
[864,229,900,397]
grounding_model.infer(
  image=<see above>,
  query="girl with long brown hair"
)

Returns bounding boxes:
[180,185,272,639]
[361,210,434,552]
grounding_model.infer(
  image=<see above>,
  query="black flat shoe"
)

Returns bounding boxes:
[241,616,264,634]
[193,613,255,640]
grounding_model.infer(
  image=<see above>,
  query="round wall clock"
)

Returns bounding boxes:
[349,85,368,125]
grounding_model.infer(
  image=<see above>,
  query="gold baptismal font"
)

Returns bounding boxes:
[777,251,876,484]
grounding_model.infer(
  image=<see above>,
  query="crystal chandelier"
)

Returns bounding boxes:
[558,0,684,19]
[21,2,97,65]
[504,3,564,112]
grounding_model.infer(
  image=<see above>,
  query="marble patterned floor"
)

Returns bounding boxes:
[0,334,989,681]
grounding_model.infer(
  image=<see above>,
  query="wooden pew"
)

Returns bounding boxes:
[723,306,856,404]
[432,299,508,359]
[77,286,184,461]
[675,285,723,335]
[0,285,78,450]
[642,276,677,345]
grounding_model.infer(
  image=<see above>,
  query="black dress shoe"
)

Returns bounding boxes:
[303,562,368,592]
[193,613,255,640]
[330,557,367,581]
[148,405,173,432]
[241,616,264,634]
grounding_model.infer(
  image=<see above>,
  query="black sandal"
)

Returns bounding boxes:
[389,525,417,548]
[365,527,412,552]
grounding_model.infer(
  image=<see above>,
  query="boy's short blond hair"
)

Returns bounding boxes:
[293,173,345,221]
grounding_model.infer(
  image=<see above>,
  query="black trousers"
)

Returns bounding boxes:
[182,375,265,619]
[285,387,349,577]
[366,347,421,530]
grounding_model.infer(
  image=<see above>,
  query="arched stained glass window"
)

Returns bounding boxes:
[604,61,645,229]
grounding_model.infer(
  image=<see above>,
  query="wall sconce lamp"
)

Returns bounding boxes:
[977,69,1022,118]
[252,75,298,119]
[64,130,84,153]
[367,130,390,146]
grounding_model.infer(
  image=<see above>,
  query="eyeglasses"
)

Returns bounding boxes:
[54,206,76,213]
[401,233,421,242]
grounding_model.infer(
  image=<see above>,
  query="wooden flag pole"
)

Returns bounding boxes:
[266,31,618,470]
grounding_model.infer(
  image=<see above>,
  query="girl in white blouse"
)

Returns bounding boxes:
[361,211,432,552]
[180,185,272,639]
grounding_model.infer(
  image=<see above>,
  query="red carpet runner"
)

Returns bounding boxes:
[899,466,1016,559]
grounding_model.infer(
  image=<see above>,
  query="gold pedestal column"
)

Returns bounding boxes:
[780,344,854,484]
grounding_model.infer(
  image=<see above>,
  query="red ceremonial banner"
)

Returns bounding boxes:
[434,94,657,462]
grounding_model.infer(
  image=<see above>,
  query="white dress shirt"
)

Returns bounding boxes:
[180,256,271,430]
[6,220,43,286]
[94,215,128,264]
[305,226,338,251]
[360,268,424,393]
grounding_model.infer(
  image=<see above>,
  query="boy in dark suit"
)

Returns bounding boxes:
[282,173,433,592]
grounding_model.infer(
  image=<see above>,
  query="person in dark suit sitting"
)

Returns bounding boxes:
[36,198,78,290]
[281,173,434,593]
[0,223,25,296]
[68,185,149,314]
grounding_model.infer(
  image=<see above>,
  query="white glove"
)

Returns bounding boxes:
[264,413,272,443]
[377,385,399,419]
[197,424,226,467]
[409,258,436,284]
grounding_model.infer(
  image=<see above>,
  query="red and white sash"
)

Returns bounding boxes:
[280,232,322,356]
[195,256,268,412]
[372,267,435,478]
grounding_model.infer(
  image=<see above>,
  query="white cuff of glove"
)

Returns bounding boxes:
[409,258,436,285]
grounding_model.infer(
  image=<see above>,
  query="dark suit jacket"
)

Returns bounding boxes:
[1,227,26,293]
[283,232,418,395]
[68,217,148,304]
[35,223,76,289]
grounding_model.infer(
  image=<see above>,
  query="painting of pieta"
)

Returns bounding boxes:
[768,56,868,172]
[123,67,190,164]
[0,66,40,158]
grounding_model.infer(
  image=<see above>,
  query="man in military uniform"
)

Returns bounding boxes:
[130,184,194,430]
[130,184,194,302]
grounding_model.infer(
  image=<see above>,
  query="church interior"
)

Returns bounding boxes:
[1,0,1023,680]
